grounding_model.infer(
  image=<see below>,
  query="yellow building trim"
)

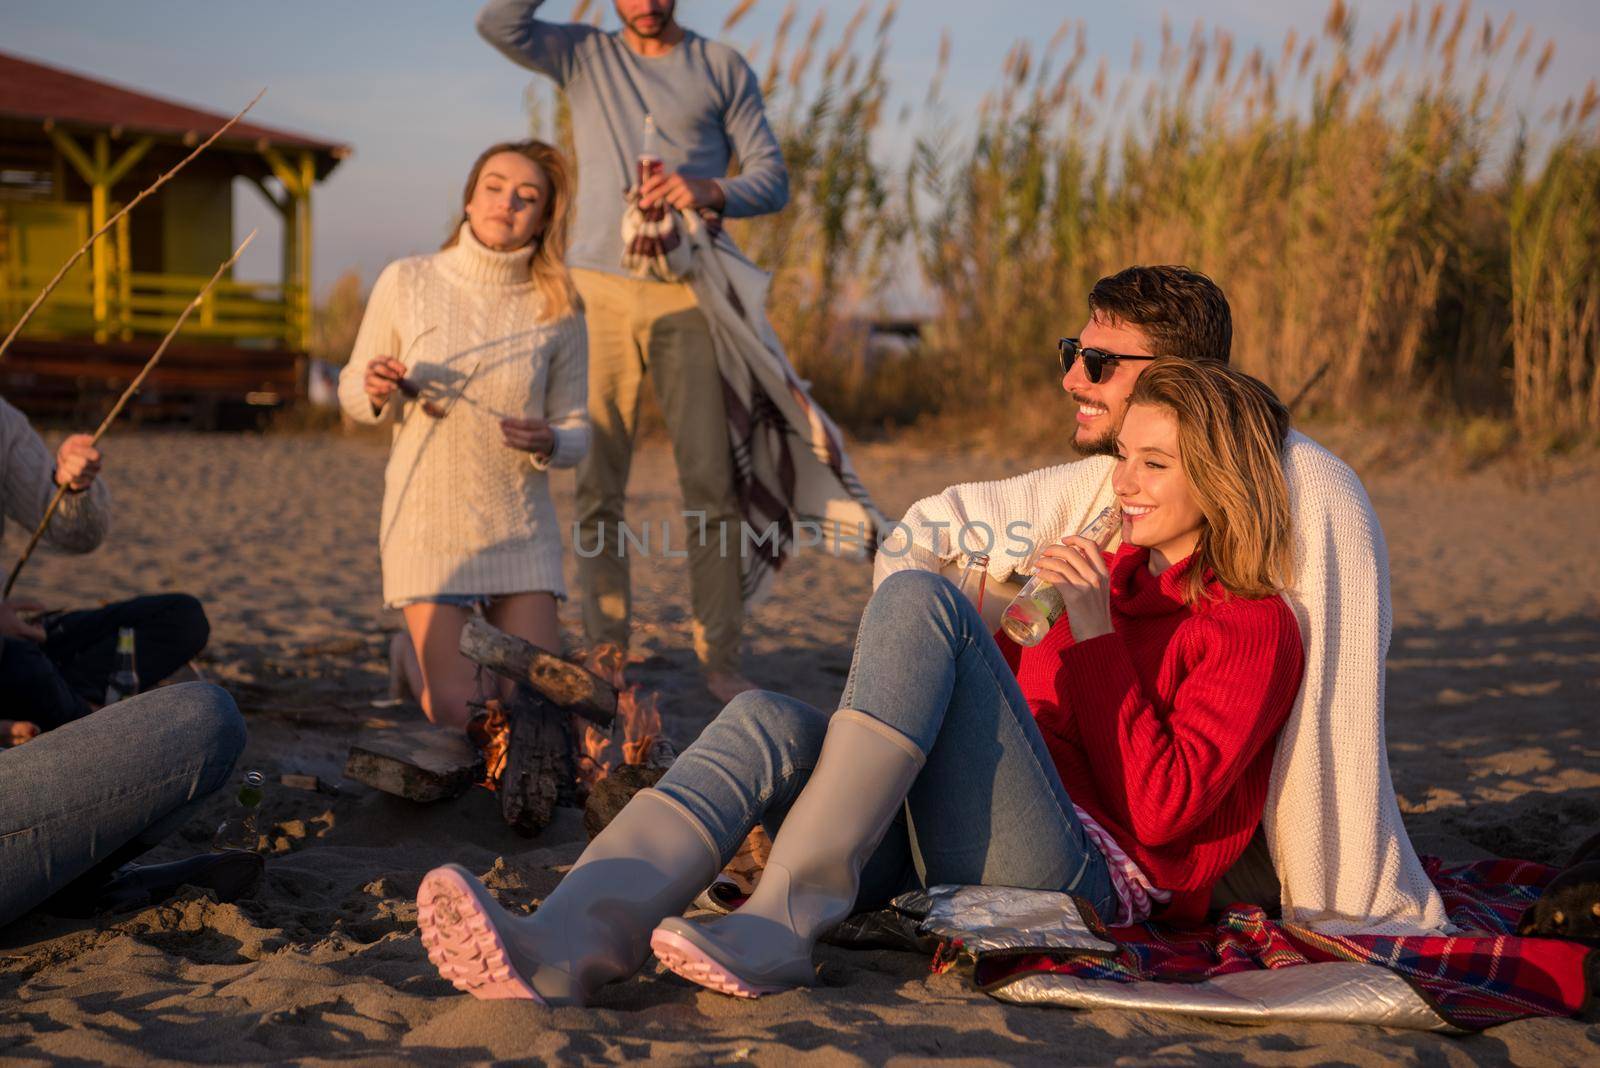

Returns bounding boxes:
[45,129,154,341]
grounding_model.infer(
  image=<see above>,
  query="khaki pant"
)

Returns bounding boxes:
[572,268,743,674]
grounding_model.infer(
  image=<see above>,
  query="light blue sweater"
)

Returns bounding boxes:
[476,0,790,277]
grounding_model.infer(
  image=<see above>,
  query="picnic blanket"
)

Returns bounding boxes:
[620,197,889,604]
[883,857,1594,1033]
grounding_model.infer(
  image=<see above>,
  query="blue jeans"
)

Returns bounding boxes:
[0,682,246,927]
[654,569,1116,917]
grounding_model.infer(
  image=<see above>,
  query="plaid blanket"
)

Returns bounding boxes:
[975,857,1594,1032]
[620,196,889,603]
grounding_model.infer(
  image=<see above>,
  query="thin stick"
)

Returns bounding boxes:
[1287,359,1332,411]
[3,230,258,598]
[0,88,267,364]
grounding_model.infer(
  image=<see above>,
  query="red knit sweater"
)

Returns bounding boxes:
[999,545,1304,922]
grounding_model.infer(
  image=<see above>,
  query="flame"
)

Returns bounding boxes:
[466,698,511,791]
[468,645,673,795]
[573,643,667,790]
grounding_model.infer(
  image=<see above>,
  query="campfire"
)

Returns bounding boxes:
[466,641,670,802]
[460,626,769,890]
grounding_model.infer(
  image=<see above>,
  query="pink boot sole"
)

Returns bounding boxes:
[417,865,543,1002]
[650,927,786,999]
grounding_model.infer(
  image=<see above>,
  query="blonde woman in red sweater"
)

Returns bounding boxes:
[417,358,1306,1006]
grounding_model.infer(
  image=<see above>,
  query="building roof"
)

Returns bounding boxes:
[0,50,350,166]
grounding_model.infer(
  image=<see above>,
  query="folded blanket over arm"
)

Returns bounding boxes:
[621,199,888,604]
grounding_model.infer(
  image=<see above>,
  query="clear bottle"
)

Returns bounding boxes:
[103,626,139,705]
[999,506,1123,647]
[638,113,665,222]
[213,770,266,852]
[955,552,991,615]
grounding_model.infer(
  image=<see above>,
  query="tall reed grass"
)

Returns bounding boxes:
[450,1,1599,443]
[710,0,1599,443]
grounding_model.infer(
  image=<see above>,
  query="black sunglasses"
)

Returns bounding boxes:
[1058,337,1160,383]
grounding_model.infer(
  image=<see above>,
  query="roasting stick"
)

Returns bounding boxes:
[3,230,258,598]
[0,88,267,364]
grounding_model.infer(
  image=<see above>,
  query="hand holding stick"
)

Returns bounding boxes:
[2,230,259,598]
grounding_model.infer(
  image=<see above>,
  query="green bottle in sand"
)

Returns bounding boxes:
[999,506,1123,647]
[103,627,139,705]
[213,771,266,852]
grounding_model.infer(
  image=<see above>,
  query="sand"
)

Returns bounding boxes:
[1,425,1597,1066]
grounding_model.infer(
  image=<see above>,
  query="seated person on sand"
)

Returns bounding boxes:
[339,140,590,732]
[0,397,209,745]
[0,397,255,923]
[412,355,1307,1004]
[873,266,1448,934]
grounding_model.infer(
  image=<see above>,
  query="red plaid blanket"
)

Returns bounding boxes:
[975,857,1595,1031]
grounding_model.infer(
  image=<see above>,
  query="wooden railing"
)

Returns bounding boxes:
[0,269,298,347]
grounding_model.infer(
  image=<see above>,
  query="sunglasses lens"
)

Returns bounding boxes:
[1083,352,1104,383]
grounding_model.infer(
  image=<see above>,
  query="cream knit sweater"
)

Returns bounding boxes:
[875,431,1450,935]
[338,225,589,605]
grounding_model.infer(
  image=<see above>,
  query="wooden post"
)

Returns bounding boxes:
[262,146,316,350]
[90,134,108,340]
[115,211,132,340]
[298,151,314,351]
[45,128,153,342]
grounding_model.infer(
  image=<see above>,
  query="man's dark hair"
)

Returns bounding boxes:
[1087,265,1232,363]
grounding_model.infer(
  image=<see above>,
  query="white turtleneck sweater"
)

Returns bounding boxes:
[338,225,589,605]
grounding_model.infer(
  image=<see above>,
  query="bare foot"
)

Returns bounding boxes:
[705,671,758,705]
[1,720,40,748]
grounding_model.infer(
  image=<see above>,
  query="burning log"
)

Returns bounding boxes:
[497,685,569,836]
[459,616,616,727]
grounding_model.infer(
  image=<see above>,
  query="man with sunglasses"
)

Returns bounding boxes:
[875,264,1449,937]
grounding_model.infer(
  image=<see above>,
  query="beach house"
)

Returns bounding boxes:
[0,50,348,423]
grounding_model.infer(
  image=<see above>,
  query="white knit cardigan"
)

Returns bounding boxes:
[338,225,590,606]
[874,431,1450,935]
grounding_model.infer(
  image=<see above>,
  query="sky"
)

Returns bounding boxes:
[5,0,1596,299]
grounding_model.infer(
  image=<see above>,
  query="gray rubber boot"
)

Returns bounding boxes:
[419,788,720,1005]
[650,710,925,997]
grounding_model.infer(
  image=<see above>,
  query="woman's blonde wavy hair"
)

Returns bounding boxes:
[442,140,579,321]
[1126,359,1294,604]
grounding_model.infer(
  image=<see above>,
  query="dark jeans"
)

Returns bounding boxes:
[0,594,209,730]
[0,682,245,927]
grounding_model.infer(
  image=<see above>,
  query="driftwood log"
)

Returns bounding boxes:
[458,615,616,728]
[345,721,484,803]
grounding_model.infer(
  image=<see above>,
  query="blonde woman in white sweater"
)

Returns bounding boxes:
[339,141,589,730]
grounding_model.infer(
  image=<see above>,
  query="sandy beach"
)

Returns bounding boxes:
[1,425,1596,1065]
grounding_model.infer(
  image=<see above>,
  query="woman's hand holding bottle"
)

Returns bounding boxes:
[1030,535,1114,642]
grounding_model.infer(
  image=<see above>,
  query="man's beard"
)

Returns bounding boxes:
[620,1,676,37]
[1070,394,1122,456]
[1075,425,1120,456]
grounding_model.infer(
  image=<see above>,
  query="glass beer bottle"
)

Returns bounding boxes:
[999,506,1122,647]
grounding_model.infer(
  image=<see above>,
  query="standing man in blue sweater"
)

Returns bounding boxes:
[478,0,789,703]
